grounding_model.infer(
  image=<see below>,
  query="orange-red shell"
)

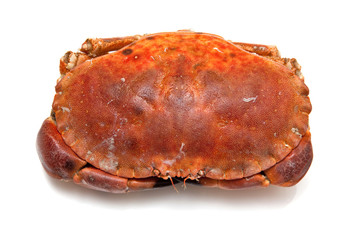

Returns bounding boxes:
[53,32,311,180]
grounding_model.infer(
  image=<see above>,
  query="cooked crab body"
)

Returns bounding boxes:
[37,31,312,193]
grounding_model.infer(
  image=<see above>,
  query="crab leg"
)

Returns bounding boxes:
[59,35,142,75]
[80,35,142,57]
[234,42,304,80]
[233,42,280,58]
[59,51,91,76]
[196,174,270,190]
[74,167,176,193]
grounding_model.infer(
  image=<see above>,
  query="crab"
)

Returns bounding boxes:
[37,31,312,193]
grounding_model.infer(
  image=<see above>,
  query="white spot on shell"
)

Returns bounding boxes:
[243,96,258,103]
[107,151,115,159]
[86,151,95,162]
[118,118,128,125]
[179,142,185,155]
[107,137,116,151]
[163,143,186,166]
[291,127,302,137]
[61,107,70,112]
[150,56,155,60]
[163,159,176,166]
[121,77,125,82]
[99,158,118,172]
[287,161,296,168]
[213,47,223,53]
[208,168,222,176]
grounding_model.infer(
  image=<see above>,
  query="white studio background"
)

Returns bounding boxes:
[1,0,359,239]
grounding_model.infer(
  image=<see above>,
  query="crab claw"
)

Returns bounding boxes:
[264,131,313,187]
[36,117,87,180]
[190,131,312,190]
[37,118,177,192]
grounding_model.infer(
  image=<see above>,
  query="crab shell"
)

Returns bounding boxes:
[37,31,312,193]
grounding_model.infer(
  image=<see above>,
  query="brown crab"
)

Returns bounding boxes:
[37,31,312,193]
